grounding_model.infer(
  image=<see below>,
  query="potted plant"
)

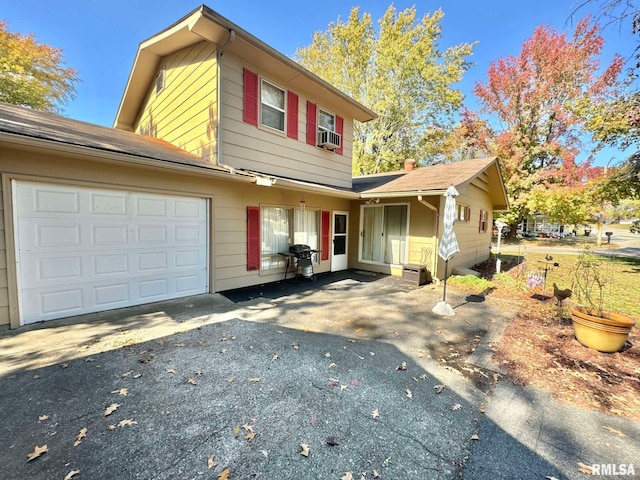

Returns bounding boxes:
[569,248,635,352]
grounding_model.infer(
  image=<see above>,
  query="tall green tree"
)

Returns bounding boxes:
[295,5,475,175]
[473,17,624,229]
[584,91,640,201]
[0,20,78,112]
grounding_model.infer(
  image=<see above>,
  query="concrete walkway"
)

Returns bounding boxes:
[1,271,638,479]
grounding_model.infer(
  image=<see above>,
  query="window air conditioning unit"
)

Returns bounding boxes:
[317,130,341,150]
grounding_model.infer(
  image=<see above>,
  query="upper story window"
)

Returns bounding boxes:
[318,109,335,134]
[261,79,285,132]
[155,66,165,95]
[317,108,341,150]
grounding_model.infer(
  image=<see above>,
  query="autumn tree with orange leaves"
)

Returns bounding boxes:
[0,20,78,112]
[473,17,624,231]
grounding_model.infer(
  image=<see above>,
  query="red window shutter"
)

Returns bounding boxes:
[247,206,260,271]
[335,115,344,155]
[321,211,330,261]
[306,101,317,146]
[243,68,258,126]
[287,91,299,139]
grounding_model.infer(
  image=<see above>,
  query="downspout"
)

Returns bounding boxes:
[417,195,440,275]
[417,195,439,230]
[215,29,236,170]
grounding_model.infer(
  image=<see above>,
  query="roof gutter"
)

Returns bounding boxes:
[247,171,360,199]
[360,190,447,199]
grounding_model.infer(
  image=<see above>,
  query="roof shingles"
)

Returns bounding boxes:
[353,157,498,195]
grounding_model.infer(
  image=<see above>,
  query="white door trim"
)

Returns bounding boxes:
[331,211,349,272]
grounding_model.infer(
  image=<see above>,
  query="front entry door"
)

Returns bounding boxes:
[331,211,348,271]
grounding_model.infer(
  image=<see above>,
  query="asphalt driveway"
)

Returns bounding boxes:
[1,271,638,479]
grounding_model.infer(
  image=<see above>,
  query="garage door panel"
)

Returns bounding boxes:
[175,249,203,268]
[38,288,84,318]
[175,199,203,218]
[137,251,169,272]
[94,283,130,307]
[93,254,129,275]
[90,192,128,215]
[14,181,209,325]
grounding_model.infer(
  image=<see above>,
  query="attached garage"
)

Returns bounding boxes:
[12,180,209,324]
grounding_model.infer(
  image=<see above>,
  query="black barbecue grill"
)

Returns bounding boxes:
[283,244,318,279]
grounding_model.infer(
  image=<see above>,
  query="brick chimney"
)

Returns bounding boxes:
[404,159,416,172]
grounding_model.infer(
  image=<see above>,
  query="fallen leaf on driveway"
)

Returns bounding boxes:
[328,363,337,368]
[111,388,128,396]
[61,363,68,369]
[187,378,197,385]
[64,470,80,480]
[261,450,268,458]
[578,463,593,474]
[470,434,479,440]
[434,384,445,394]
[121,370,134,377]
[324,352,331,358]
[545,476,560,480]
[300,443,310,457]
[326,436,339,446]
[372,470,381,478]
[372,408,380,419]
[166,369,176,374]
[451,404,462,411]
[272,353,279,361]
[340,385,348,391]
[104,403,121,416]
[195,370,203,376]
[406,389,413,399]
[33,374,40,380]
[218,468,230,480]
[27,445,48,461]
[38,415,49,421]
[341,472,354,480]
[396,362,407,371]
[208,456,218,469]
[245,431,256,440]
[291,343,300,350]
[73,428,87,447]
[248,377,260,383]
[118,419,137,428]
[242,423,254,433]
[601,426,626,437]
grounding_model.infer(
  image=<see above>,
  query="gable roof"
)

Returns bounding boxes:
[114,5,377,131]
[353,157,510,211]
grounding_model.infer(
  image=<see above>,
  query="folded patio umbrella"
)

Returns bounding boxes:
[433,185,460,316]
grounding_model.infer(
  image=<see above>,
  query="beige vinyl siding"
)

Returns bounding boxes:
[0,183,8,325]
[0,146,354,326]
[135,42,218,163]
[220,53,354,189]
[444,175,494,274]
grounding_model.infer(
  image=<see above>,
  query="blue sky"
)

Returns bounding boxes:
[3,1,636,165]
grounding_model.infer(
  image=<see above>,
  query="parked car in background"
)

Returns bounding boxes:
[492,224,511,237]
[631,220,640,234]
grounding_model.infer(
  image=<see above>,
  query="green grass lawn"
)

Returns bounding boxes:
[450,250,640,322]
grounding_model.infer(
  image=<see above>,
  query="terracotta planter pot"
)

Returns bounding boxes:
[570,305,636,353]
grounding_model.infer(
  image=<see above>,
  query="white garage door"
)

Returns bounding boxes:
[13,181,209,324]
